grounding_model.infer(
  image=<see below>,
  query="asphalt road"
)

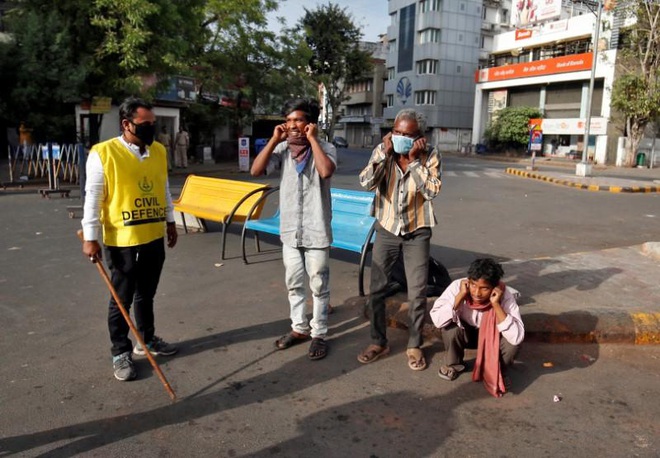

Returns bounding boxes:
[275,148,659,272]
[0,149,658,457]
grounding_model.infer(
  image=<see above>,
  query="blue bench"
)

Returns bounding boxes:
[240,187,377,296]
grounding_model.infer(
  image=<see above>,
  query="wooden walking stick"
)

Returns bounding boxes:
[77,230,177,401]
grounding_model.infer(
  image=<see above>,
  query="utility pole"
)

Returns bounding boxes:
[576,0,603,177]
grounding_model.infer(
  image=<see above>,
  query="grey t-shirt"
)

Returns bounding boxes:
[267,140,337,248]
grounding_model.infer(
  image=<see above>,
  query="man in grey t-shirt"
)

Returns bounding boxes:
[251,98,337,360]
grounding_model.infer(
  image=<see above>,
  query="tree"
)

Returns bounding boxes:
[610,1,660,167]
[0,0,287,143]
[0,7,89,141]
[484,106,542,152]
[297,3,372,140]
[89,0,209,96]
[194,1,313,139]
[0,0,211,142]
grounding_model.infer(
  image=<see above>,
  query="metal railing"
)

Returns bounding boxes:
[6,143,82,185]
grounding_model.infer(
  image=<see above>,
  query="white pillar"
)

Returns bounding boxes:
[471,86,484,145]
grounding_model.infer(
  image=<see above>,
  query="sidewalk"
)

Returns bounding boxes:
[505,167,660,193]
[446,151,660,193]
[351,242,660,345]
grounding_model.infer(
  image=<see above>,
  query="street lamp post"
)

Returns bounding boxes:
[576,0,604,177]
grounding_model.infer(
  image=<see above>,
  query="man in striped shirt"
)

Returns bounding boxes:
[357,108,442,371]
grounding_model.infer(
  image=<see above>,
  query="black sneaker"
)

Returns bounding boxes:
[113,351,136,381]
[133,335,178,356]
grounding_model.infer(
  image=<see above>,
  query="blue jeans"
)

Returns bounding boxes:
[367,224,431,348]
[282,244,330,339]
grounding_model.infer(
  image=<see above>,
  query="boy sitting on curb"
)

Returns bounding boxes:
[429,258,524,397]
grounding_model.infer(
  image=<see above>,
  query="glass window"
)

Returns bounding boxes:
[416,59,439,75]
[415,91,436,105]
[387,95,394,107]
[419,28,441,44]
[420,0,441,13]
[387,67,395,80]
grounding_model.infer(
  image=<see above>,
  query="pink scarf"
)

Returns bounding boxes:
[468,282,506,398]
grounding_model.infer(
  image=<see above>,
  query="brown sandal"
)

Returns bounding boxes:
[275,332,309,350]
[437,364,465,381]
[357,344,390,364]
[406,348,427,371]
[308,338,328,360]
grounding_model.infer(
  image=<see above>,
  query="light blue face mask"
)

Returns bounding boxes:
[392,134,414,154]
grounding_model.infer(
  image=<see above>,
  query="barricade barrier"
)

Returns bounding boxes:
[5,143,82,186]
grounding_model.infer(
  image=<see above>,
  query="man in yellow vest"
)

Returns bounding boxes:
[81,97,179,382]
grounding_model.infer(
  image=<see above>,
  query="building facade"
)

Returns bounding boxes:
[472,9,618,164]
[384,0,484,150]
[336,40,388,148]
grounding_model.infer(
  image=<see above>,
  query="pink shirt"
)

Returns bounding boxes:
[430,279,525,346]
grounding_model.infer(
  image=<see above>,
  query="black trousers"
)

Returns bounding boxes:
[367,223,431,348]
[105,238,165,357]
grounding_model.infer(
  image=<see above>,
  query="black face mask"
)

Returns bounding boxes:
[131,122,156,146]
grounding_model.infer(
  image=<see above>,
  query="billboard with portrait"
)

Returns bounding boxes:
[512,0,562,28]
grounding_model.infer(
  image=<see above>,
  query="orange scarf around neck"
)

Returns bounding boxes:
[467,282,506,398]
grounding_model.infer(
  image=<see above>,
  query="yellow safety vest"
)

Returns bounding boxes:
[95,138,168,247]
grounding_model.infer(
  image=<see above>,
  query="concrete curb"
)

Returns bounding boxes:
[641,242,660,261]
[344,295,660,345]
[505,167,660,193]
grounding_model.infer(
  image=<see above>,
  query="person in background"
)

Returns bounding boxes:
[174,126,189,168]
[158,126,173,172]
[81,97,179,382]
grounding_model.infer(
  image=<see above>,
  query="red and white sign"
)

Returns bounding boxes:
[538,117,607,135]
[515,29,533,41]
[238,137,250,172]
[477,52,593,83]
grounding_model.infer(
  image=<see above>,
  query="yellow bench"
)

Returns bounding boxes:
[173,175,270,259]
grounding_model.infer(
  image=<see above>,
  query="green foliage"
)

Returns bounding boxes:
[89,0,209,95]
[609,0,660,166]
[190,0,286,137]
[0,0,340,144]
[484,106,542,151]
[3,7,88,141]
[611,74,660,125]
[0,0,286,142]
[297,3,373,138]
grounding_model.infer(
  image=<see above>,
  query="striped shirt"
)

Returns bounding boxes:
[359,142,441,235]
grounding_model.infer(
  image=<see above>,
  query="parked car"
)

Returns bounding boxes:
[332,136,348,148]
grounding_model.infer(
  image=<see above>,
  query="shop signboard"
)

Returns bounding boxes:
[541,117,607,135]
[477,52,593,83]
[90,97,112,114]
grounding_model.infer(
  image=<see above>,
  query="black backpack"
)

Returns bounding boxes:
[386,255,452,297]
